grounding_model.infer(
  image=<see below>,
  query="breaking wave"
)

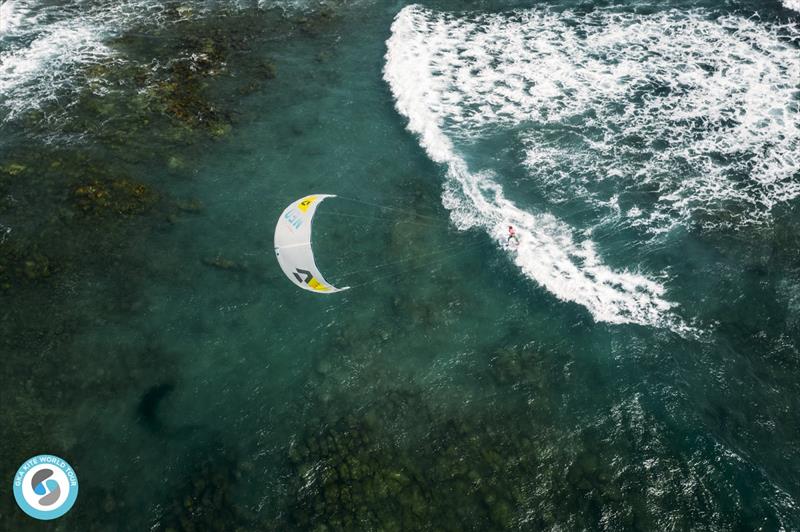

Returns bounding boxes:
[0,0,163,125]
[0,0,276,126]
[385,4,800,332]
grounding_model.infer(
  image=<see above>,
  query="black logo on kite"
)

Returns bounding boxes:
[293,268,313,284]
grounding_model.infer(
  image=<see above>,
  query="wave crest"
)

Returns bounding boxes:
[385,5,702,332]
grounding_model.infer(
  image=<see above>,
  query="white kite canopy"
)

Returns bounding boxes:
[274,194,349,294]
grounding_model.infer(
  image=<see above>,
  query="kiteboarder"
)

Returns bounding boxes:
[508,225,519,245]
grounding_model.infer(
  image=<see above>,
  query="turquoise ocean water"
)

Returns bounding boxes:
[1,0,800,529]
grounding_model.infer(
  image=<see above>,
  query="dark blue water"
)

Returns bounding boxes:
[1,0,800,529]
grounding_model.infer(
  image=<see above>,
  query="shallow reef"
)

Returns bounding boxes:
[151,448,257,532]
[285,387,545,531]
[280,325,717,531]
[0,240,53,289]
[0,6,286,530]
[74,178,157,215]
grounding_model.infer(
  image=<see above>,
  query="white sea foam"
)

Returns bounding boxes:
[0,0,21,34]
[0,1,148,124]
[0,0,268,125]
[784,0,800,13]
[0,0,70,34]
[385,5,800,331]
[0,23,113,123]
[394,6,800,228]
[0,0,64,37]
[385,5,695,331]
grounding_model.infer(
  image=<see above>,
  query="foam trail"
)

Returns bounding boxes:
[385,6,683,331]
[784,0,800,12]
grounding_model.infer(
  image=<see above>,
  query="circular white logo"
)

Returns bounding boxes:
[13,455,78,520]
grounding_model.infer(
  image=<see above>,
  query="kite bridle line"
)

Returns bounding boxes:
[260,195,452,231]
[335,195,447,225]
[339,237,492,291]
[316,210,449,230]
[234,235,488,295]
[332,236,488,282]
[261,195,446,225]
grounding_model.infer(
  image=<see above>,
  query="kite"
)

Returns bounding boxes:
[274,194,349,293]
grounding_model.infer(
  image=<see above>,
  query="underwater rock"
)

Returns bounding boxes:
[168,156,186,171]
[151,448,264,531]
[74,178,157,216]
[1,163,27,176]
[490,347,524,385]
[558,443,632,529]
[315,51,333,63]
[175,198,204,213]
[0,241,55,288]
[295,8,337,37]
[116,14,274,138]
[238,82,261,96]
[176,4,193,18]
[202,255,246,272]
[285,388,547,530]
[209,122,232,138]
[22,255,51,280]
[257,61,277,80]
